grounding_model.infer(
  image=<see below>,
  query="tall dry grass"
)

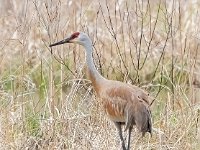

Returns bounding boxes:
[0,0,200,149]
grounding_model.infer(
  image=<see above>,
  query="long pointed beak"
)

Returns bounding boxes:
[49,37,71,47]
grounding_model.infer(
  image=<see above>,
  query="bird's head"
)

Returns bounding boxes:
[49,32,92,47]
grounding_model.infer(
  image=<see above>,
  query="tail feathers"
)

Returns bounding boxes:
[140,108,152,137]
[141,113,152,137]
[124,104,152,136]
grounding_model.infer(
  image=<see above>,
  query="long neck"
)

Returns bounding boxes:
[84,44,106,93]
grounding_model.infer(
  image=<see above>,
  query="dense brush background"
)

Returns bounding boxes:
[0,0,200,149]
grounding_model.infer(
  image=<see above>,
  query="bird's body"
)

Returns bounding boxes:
[50,32,152,150]
[89,73,151,134]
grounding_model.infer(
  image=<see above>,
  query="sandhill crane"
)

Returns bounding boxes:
[50,32,152,150]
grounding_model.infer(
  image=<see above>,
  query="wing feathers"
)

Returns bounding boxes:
[103,83,152,136]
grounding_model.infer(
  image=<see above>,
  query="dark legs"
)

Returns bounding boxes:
[127,125,133,150]
[114,122,133,150]
[114,122,126,150]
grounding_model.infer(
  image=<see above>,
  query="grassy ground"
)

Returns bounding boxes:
[0,0,200,149]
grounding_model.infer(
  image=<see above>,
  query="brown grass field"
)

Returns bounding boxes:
[0,0,200,149]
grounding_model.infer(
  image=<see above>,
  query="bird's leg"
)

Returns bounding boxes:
[114,122,126,150]
[127,125,133,150]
